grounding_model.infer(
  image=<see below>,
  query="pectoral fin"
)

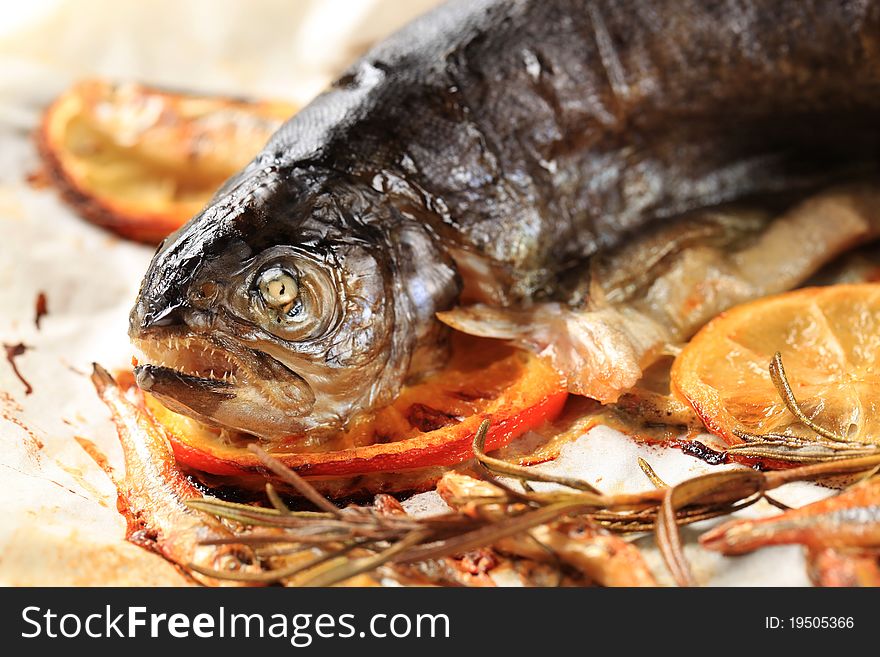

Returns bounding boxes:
[437,303,669,403]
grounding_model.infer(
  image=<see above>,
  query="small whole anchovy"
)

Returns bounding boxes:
[700,476,880,554]
[130,0,880,440]
[88,365,262,585]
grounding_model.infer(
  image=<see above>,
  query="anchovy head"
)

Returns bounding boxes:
[129,164,459,440]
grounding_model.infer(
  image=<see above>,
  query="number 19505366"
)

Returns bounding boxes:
[765,617,854,630]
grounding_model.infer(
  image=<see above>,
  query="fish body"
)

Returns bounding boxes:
[130,0,880,439]
[806,546,880,587]
[700,476,880,554]
[89,365,261,585]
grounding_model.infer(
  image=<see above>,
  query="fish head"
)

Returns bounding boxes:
[129,165,457,440]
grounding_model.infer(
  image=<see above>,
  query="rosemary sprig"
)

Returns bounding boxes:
[188,540,367,584]
[183,353,880,588]
[248,443,343,516]
[769,352,849,443]
[300,531,429,587]
[728,352,880,463]
[265,483,291,514]
[185,414,880,587]
[656,469,765,586]
[472,420,603,495]
[637,457,668,489]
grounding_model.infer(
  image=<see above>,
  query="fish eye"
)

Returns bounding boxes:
[242,251,341,341]
[256,267,299,312]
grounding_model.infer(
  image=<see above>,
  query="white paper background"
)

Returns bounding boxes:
[0,0,828,586]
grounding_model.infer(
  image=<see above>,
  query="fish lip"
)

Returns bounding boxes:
[134,364,236,398]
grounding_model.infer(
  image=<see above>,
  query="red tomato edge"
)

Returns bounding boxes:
[168,389,568,478]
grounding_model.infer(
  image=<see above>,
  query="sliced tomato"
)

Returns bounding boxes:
[143,336,568,478]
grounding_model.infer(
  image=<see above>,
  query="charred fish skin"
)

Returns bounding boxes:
[292,0,880,296]
[131,0,880,439]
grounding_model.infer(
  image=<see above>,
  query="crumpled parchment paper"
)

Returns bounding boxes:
[0,0,830,586]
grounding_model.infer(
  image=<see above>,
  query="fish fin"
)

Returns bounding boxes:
[436,305,539,342]
[438,303,667,403]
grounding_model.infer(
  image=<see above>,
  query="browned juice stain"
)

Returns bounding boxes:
[34,292,48,330]
[25,168,52,190]
[4,342,33,395]
[74,436,114,478]
[0,388,43,453]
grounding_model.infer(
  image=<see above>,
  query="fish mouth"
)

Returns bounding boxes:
[134,336,242,390]
[131,334,317,439]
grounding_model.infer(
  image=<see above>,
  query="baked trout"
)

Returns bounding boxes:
[130,0,880,440]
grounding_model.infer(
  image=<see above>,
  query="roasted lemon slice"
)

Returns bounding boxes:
[671,283,880,446]
[38,79,295,243]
